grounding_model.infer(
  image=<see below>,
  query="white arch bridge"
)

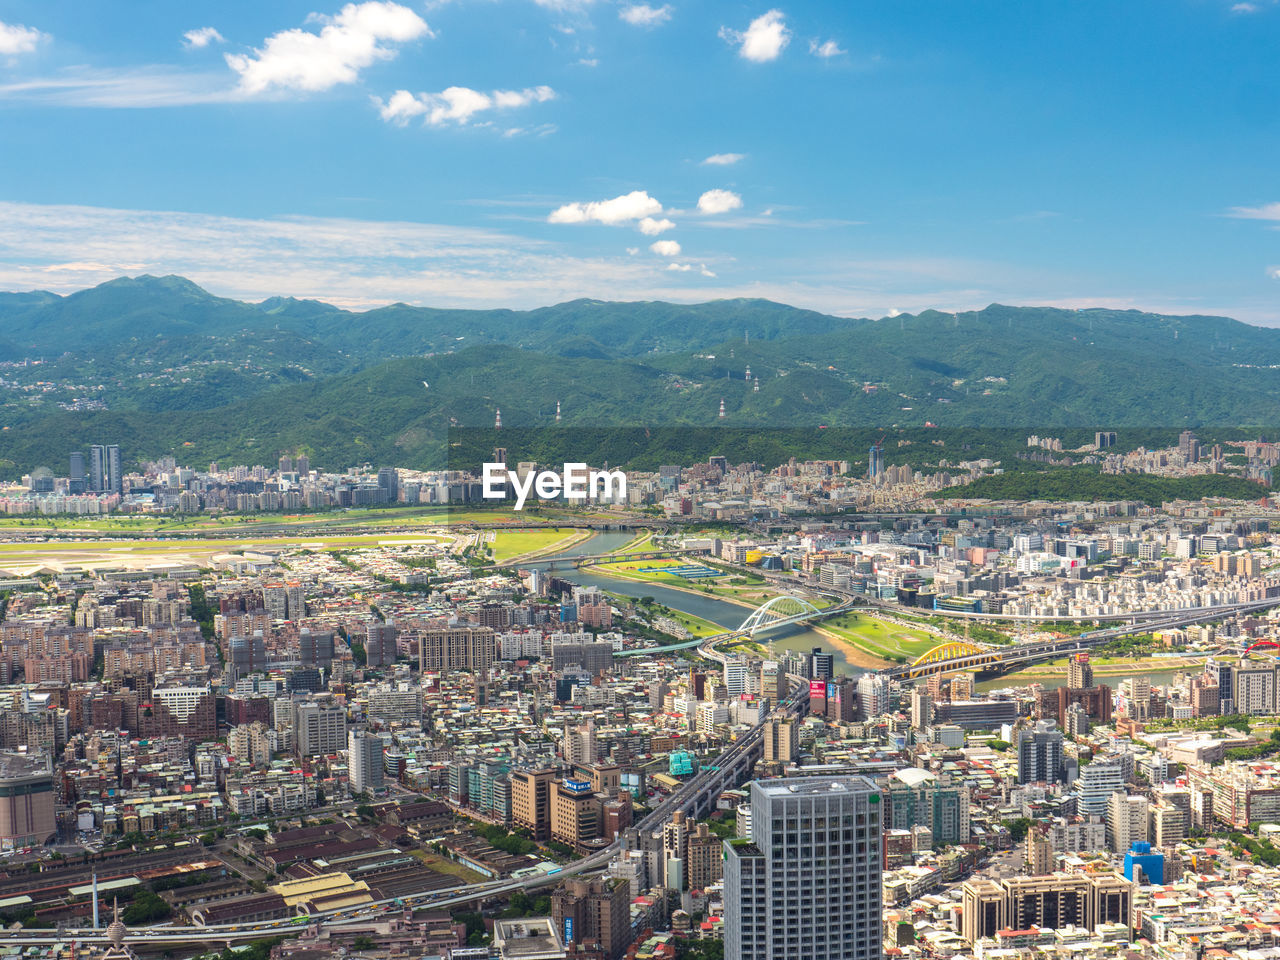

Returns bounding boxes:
[739,594,826,636]
[617,595,854,657]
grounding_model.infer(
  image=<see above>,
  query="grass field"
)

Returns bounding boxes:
[0,532,449,575]
[489,528,582,562]
[409,850,488,884]
[820,613,939,661]
[0,505,605,537]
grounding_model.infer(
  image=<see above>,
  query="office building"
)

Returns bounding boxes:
[962,874,1133,943]
[0,752,55,847]
[550,777,599,848]
[810,648,835,681]
[1107,792,1149,854]
[725,776,883,960]
[856,673,891,721]
[763,717,799,765]
[1078,759,1126,816]
[348,729,385,794]
[1016,720,1064,785]
[293,697,347,757]
[551,876,630,960]
[365,623,398,668]
[512,768,556,841]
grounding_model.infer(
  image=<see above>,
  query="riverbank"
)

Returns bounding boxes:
[496,527,594,564]
[989,655,1209,682]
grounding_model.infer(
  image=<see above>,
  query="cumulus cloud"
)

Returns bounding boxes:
[667,262,692,271]
[619,4,673,26]
[719,9,789,62]
[809,38,845,58]
[638,217,675,236]
[548,190,663,226]
[377,85,555,126]
[0,20,46,56]
[650,240,681,256]
[226,1,431,96]
[183,27,225,49]
[1269,267,1280,280]
[697,189,743,215]
[702,153,743,166]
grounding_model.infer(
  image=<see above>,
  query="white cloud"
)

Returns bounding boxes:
[576,58,599,67]
[700,264,716,277]
[638,217,675,236]
[183,27,225,49]
[227,1,431,96]
[1269,267,1280,280]
[1233,2,1261,11]
[548,190,663,226]
[650,240,681,256]
[808,38,845,58]
[702,153,744,166]
[667,262,692,271]
[697,189,743,215]
[0,67,241,107]
[533,0,596,10]
[619,4,673,26]
[625,247,639,255]
[377,85,555,126]
[719,9,789,62]
[0,20,46,56]
[1227,202,1280,220]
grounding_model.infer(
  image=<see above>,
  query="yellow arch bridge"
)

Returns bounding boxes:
[902,640,1004,679]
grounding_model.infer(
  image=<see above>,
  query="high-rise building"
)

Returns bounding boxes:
[89,445,106,493]
[810,648,835,681]
[419,626,497,674]
[1017,720,1064,785]
[884,768,970,847]
[1077,759,1126,817]
[377,467,400,502]
[512,768,556,841]
[365,623,398,668]
[293,697,347,757]
[298,629,335,669]
[551,876,630,960]
[1107,792,1149,854]
[0,752,55,847]
[856,673,891,721]
[962,874,1133,944]
[69,451,87,493]
[348,729,385,794]
[910,687,933,731]
[1026,829,1054,876]
[868,443,884,480]
[764,717,799,765]
[725,776,883,960]
[1067,652,1093,691]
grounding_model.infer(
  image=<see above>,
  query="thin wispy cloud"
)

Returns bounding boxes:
[702,153,744,166]
[809,38,845,58]
[0,67,242,108]
[719,10,790,62]
[1227,201,1280,220]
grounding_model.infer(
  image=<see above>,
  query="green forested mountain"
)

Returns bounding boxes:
[1,275,1279,474]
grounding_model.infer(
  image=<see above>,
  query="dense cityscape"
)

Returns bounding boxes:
[1,440,1280,960]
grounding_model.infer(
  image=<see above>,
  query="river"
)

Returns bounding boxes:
[526,530,866,676]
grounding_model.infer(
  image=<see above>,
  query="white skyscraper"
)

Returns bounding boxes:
[725,776,883,960]
[348,729,385,794]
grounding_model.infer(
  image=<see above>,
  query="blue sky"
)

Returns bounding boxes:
[1,0,1279,322]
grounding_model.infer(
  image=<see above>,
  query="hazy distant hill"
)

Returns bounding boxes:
[0,275,1278,473]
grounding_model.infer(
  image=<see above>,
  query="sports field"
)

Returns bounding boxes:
[820,613,939,661]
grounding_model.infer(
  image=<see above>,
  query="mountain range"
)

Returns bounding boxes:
[0,275,1278,475]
